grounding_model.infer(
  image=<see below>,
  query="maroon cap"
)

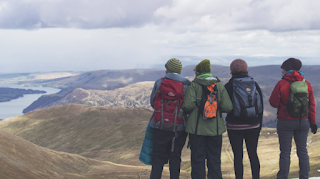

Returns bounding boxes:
[230,59,248,74]
[281,58,302,71]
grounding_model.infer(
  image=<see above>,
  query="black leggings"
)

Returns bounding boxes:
[227,127,260,179]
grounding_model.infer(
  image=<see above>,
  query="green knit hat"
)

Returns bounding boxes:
[195,59,211,74]
[165,58,182,74]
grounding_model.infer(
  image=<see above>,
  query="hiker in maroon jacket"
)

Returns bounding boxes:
[269,58,317,179]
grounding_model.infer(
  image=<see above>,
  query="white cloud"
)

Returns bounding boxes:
[0,27,319,73]
[0,0,319,72]
[0,0,173,29]
[155,0,320,32]
[0,0,319,31]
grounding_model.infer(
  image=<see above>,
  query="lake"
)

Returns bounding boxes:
[0,83,60,119]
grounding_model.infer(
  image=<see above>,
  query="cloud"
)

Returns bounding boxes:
[0,1,43,28]
[155,0,320,32]
[0,0,172,29]
[0,0,319,31]
[0,0,319,73]
[0,27,319,73]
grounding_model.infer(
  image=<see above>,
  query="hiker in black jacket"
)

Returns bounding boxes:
[224,59,264,179]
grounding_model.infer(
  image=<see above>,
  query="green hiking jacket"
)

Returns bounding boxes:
[184,75,233,136]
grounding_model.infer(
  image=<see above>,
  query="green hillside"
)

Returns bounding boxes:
[1,104,320,178]
[0,104,153,165]
[0,129,155,179]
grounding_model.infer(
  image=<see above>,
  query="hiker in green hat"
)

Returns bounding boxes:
[144,58,191,179]
[184,59,233,179]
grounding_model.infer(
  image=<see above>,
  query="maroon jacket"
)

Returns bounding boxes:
[269,70,316,124]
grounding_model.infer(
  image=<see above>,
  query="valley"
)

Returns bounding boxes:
[1,65,320,178]
[5,64,317,127]
[1,104,320,178]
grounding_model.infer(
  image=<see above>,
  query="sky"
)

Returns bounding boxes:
[0,0,320,73]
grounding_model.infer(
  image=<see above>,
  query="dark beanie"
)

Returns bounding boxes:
[281,58,302,71]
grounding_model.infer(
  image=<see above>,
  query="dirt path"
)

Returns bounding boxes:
[138,169,150,179]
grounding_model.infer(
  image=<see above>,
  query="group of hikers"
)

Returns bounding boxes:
[139,58,318,179]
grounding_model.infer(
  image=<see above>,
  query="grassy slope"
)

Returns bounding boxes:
[0,104,153,166]
[1,104,320,178]
[0,129,154,179]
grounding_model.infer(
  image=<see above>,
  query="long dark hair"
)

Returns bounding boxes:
[231,71,249,77]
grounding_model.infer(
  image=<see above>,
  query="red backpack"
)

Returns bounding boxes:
[154,78,185,129]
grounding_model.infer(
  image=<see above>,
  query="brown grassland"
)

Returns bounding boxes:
[0,104,320,178]
[0,130,156,179]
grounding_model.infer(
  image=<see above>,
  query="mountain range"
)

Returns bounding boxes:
[1,64,320,178]
[23,64,320,89]
[2,64,320,126]
[1,104,320,178]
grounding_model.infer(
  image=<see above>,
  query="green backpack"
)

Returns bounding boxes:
[285,79,309,118]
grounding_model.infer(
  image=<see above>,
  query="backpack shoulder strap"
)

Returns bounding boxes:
[284,79,292,84]
[280,79,292,113]
[214,84,221,117]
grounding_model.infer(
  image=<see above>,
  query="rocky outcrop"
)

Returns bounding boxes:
[29,81,154,111]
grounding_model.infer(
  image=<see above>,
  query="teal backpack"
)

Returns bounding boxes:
[285,79,309,118]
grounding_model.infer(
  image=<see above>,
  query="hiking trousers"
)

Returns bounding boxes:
[227,127,260,179]
[189,134,223,179]
[277,118,310,179]
[150,129,187,179]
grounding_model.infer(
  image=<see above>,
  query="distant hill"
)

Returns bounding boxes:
[182,65,320,86]
[24,64,320,89]
[2,65,319,89]
[29,69,165,89]
[1,104,320,178]
[23,81,278,123]
[24,81,154,113]
[22,81,320,126]
[0,72,80,86]
[0,87,46,102]
[0,129,151,179]
[5,64,320,122]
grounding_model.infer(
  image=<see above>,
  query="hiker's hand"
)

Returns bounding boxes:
[310,124,318,134]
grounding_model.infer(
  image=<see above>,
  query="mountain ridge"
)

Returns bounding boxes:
[1,104,320,178]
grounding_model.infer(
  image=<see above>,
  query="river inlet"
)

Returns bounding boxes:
[0,83,60,120]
